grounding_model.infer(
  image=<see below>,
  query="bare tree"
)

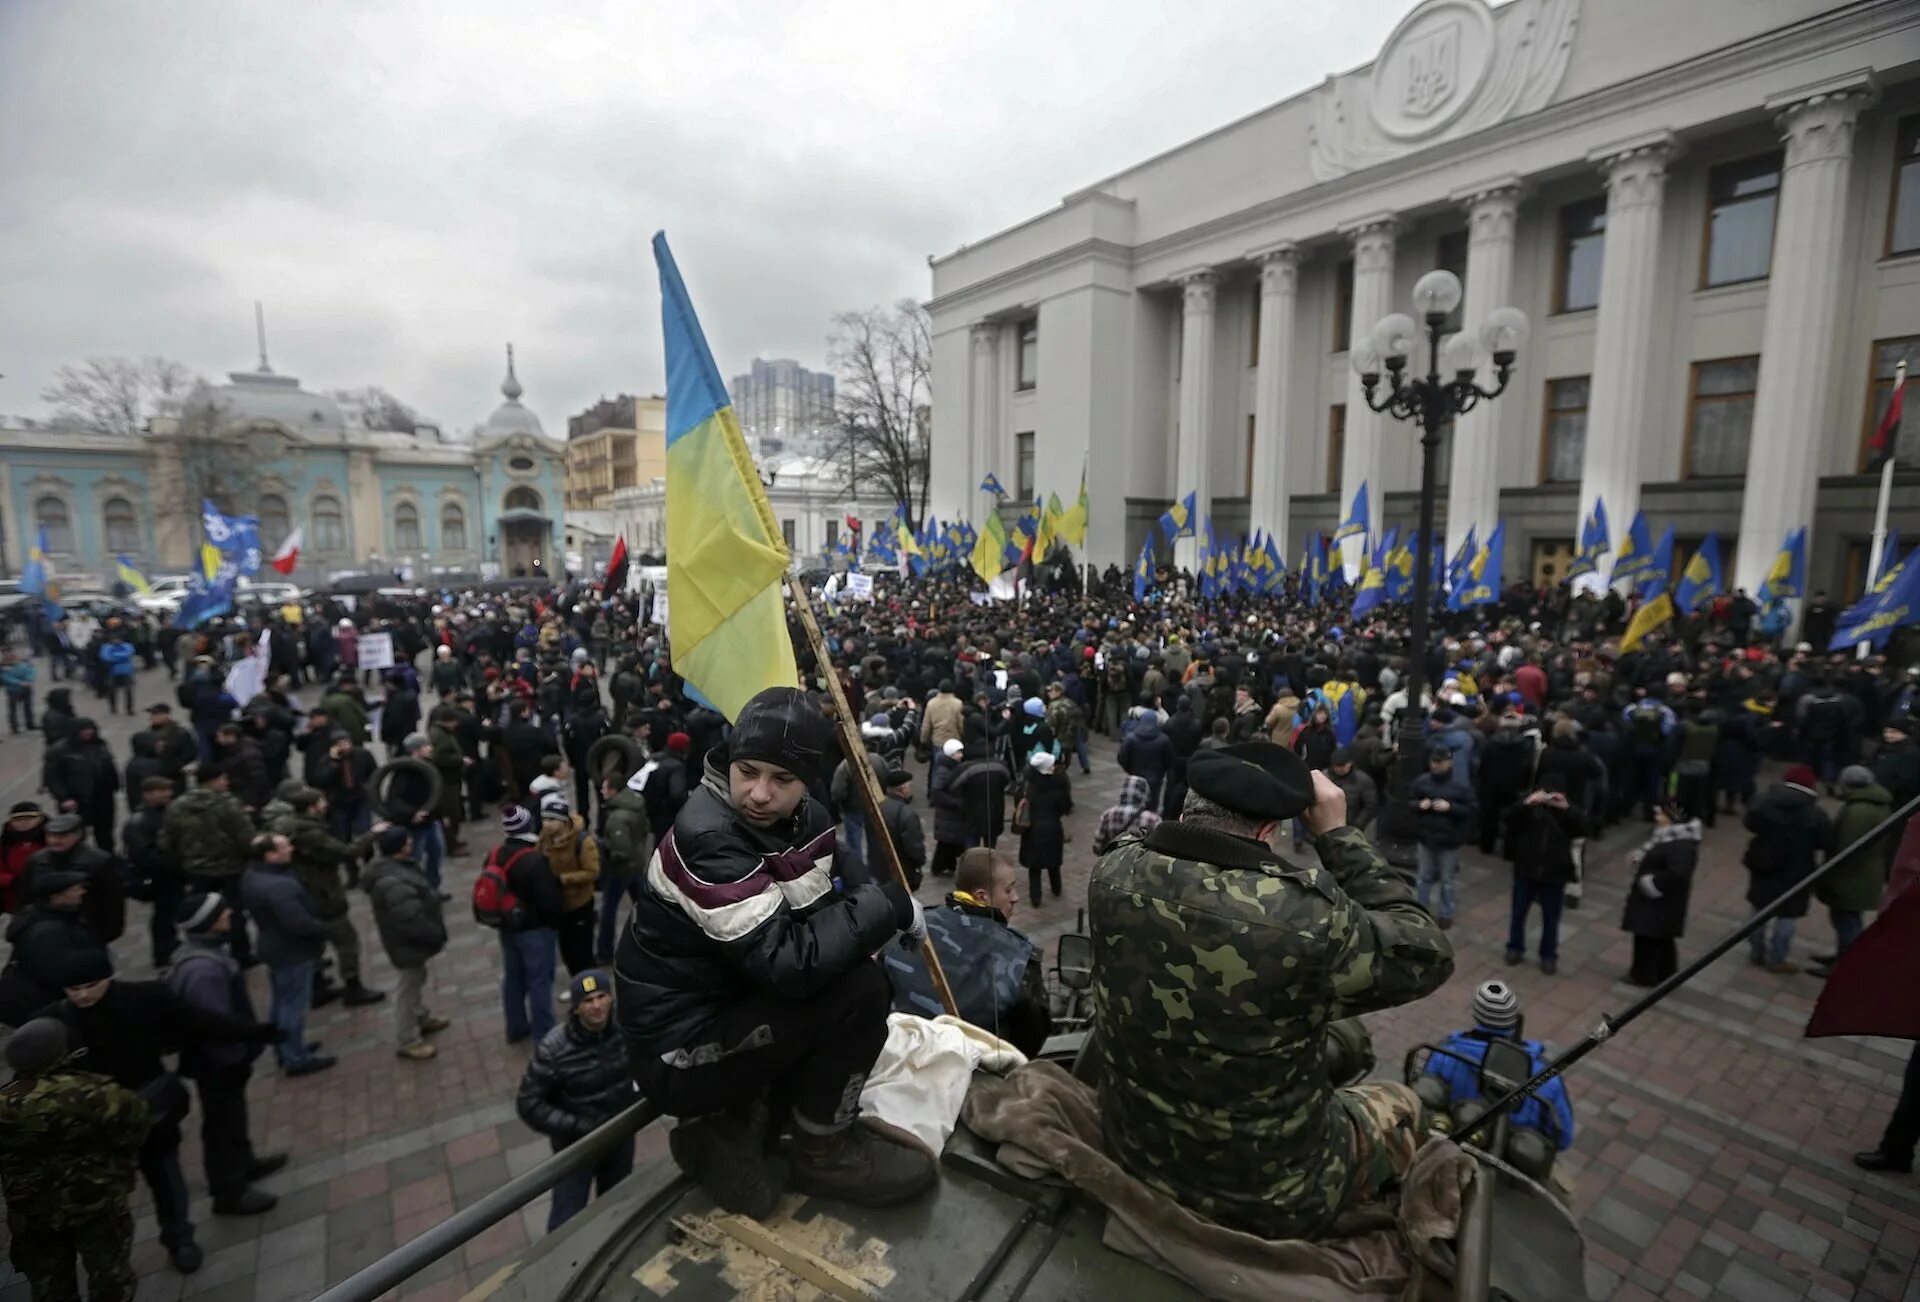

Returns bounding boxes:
[824,300,932,529]
[148,385,266,557]
[331,384,420,433]
[42,356,197,437]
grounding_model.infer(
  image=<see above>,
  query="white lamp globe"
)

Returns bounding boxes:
[1412,269,1463,318]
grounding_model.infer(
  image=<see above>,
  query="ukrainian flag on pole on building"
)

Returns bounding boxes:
[653,233,797,720]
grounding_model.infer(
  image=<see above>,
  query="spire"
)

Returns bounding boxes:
[501,342,523,402]
[255,301,273,374]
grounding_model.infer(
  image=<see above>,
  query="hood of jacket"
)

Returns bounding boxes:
[1114,775,1153,815]
[1843,782,1893,812]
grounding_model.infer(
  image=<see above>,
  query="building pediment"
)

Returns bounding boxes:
[1309,0,1578,181]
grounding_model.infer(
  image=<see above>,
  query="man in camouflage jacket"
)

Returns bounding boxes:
[0,1018,152,1302]
[1089,740,1454,1241]
[160,762,260,966]
[271,787,384,1005]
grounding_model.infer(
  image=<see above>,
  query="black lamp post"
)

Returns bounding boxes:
[1352,269,1528,800]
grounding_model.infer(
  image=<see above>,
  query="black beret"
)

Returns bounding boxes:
[1185,742,1314,822]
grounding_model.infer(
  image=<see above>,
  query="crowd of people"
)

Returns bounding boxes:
[3,557,1919,1297]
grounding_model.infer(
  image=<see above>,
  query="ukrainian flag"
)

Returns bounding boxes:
[1334,480,1370,543]
[201,541,224,582]
[1159,491,1196,543]
[1061,472,1089,547]
[20,525,51,596]
[1758,526,1808,605]
[972,513,1009,583]
[1674,535,1722,612]
[116,555,153,595]
[654,233,797,720]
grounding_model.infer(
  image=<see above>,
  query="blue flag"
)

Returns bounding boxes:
[20,524,51,596]
[1638,524,1675,601]
[1874,530,1904,594]
[1757,526,1808,605]
[1321,680,1362,747]
[202,500,263,576]
[1611,510,1656,586]
[1261,534,1288,593]
[1159,491,1197,543]
[979,473,1007,497]
[1334,480,1369,543]
[1831,549,1920,651]
[1448,523,1504,610]
[1133,536,1154,603]
[1674,535,1723,613]
[176,573,236,629]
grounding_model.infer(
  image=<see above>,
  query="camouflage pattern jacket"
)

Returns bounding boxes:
[0,1067,150,1226]
[159,785,256,879]
[1088,821,1454,1240]
[269,810,373,921]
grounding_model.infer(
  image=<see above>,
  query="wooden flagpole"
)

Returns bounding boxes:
[786,575,959,1017]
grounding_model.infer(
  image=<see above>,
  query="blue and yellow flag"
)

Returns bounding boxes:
[1159,491,1197,543]
[1384,530,1415,604]
[1261,534,1288,593]
[1061,472,1089,547]
[1320,680,1363,747]
[1637,524,1675,600]
[1832,546,1920,651]
[21,525,51,596]
[1351,547,1388,618]
[1568,497,1611,580]
[1453,522,1504,609]
[1445,526,1478,597]
[972,513,1009,583]
[1611,510,1656,586]
[1757,526,1808,605]
[1674,535,1722,613]
[654,233,797,720]
[1875,530,1905,594]
[1303,531,1328,605]
[895,517,922,559]
[201,541,225,583]
[115,555,152,595]
[1335,480,1370,543]
[1620,591,1674,654]
[1133,535,1155,603]
[980,473,1007,498]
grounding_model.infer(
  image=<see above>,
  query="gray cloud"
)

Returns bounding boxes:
[0,0,1400,432]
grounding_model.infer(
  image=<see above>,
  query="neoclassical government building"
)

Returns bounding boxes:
[927,0,1920,599]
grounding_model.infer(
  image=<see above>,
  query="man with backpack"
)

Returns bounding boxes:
[1622,691,1677,820]
[477,805,566,1044]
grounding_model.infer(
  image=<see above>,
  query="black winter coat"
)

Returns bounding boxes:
[362,855,448,969]
[0,904,103,1024]
[44,732,119,812]
[43,978,267,1091]
[20,844,124,945]
[1501,800,1588,885]
[933,758,1010,847]
[614,756,897,1066]
[1621,832,1699,940]
[516,1015,637,1142]
[1742,783,1834,917]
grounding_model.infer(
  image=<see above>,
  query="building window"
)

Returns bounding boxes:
[781,518,796,550]
[1327,405,1345,494]
[1702,153,1782,287]
[1540,377,1589,483]
[102,498,139,554]
[825,519,839,549]
[1248,284,1262,368]
[1436,230,1468,333]
[311,496,346,552]
[1864,337,1920,468]
[1016,431,1035,499]
[1016,319,1038,391]
[34,496,72,553]
[504,486,542,513]
[393,502,421,552]
[257,494,291,552]
[1686,356,1761,477]
[1331,259,1354,352]
[1556,197,1606,313]
[441,503,468,552]
[1892,115,1920,257]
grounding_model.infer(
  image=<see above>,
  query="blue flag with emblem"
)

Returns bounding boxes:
[1448,522,1504,610]
[1876,530,1905,593]
[202,500,263,576]
[1159,491,1197,543]
[1261,534,1288,593]
[1321,679,1362,747]
[1335,480,1369,543]
[1674,534,1723,613]
[1831,546,1920,652]
[1611,510,1656,587]
[1637,524,1674,601]
[1757,526,1808,605]
[1133,535,1155,603]
[979,473,1007,498]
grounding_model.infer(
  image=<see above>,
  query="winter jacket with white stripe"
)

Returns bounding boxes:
[614,754,897,1068]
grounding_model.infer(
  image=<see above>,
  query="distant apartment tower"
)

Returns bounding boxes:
[565,394,666,511]
[729,358,835,454]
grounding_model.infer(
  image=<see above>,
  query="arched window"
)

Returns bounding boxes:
[393,502,421,552]
[258,494,291,552]
[102,498,139,553]
[441,502,468,552]
[504,486,542,513]
[35,496,73,553]
[311,496,346,552]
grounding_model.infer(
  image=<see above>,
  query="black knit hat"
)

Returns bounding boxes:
[1185,742,1314,822]
[56,947,113,988]
[729,687,833,790]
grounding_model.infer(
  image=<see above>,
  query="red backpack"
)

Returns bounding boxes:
[472,845,534,930]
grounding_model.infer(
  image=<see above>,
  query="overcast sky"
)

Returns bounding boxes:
[0,0,1409,432]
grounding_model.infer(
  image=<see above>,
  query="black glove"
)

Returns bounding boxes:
[878,878,916,932]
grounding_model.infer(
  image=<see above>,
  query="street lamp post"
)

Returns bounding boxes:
[1352,269,1528,799]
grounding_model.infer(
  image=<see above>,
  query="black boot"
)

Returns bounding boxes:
[341,980,386,1007]
[212,1188,278,1215]
[311,979,342,1008]
[788,1117,937,1207]
[669,1105,781,1218]
[169,1239,204,1274]
[1855,1150,1913,1174]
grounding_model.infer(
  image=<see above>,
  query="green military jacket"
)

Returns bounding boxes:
[0,1068,150,1225]
[1088,820,1453,1240]
[600,786,651,879]
[270,811,373,921]
[159,785,256,879]
[319,690,368,745]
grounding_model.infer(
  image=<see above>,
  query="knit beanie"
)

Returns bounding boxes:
[728,687,833,789]
[1472,979,1520,1032]
[176,891,227,935]
[1840,765,1876,790]
[501,805,534,837]
[1023,698,1045,718]
[1783,764,1820,790]
[540,792,572,821]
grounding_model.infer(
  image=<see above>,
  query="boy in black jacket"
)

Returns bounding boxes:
[615,687,931,1219]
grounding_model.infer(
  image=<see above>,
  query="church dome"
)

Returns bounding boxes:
[479,343,548,439]
[206,365,346,435]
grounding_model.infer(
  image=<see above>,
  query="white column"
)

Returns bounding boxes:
[1576,133,1676,592]
[1249,243,1299,552]
[968,321,998,522]
[1174,269,1218,571]
[1734,81,1875,596]
[1340,216,1397,576]
[1445,180,1523,557]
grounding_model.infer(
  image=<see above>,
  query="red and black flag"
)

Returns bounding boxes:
[1868,359,1908,473]
[603,534,629,593]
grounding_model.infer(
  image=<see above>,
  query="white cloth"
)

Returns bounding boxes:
[860,1013,1028,1153]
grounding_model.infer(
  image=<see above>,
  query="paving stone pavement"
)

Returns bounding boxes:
[2,663,1920,1300]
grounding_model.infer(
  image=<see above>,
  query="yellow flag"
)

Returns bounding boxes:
[1620,592,1675,654]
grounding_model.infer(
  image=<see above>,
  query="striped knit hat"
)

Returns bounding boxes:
[501,804,535,837]
[1472,980,1521,1032]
